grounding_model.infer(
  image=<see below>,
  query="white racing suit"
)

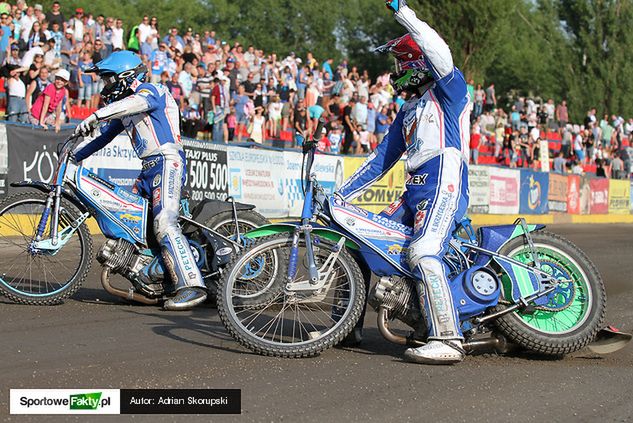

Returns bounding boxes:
[74,81,205,294]
[338,6,470,341]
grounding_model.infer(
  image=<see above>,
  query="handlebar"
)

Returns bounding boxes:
[302,118,326,154]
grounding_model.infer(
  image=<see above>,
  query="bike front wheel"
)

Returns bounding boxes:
[217,233,365,358]
[0,190,93,305]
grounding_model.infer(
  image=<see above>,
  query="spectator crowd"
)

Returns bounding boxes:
[0,0,631,180]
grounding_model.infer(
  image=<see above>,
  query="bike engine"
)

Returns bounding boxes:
[368,276,426,333]
[96,239,162,297]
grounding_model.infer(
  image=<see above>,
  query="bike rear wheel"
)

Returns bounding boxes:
[0,191,92,305]
[217,233,365,358]
[493,231,605,355]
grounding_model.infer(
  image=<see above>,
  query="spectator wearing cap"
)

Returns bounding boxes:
[0,2,9,16]
[30,68,69,132]
[67,8,84,43]
[5,43,20,65]
[45,1,65,31]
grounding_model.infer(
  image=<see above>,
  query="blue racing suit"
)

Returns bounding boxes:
[74,81,205,293]
[338,5,470,340]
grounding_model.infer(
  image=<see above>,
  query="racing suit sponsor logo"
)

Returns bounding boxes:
[414,210,427,232]
[383,197,404,216]
[428,273,450,323]
[152,188,161,207]
[167,168,177,197]
[91,189,100,198]
[407,174,428,186]
[174,236,194,272]
[387,244,407,255]
[345,217,356,226]
[142,157,160,171]
[371,215,413,235]
[153,174,161,187]
[416,199,429,211]
[430,191,454,234]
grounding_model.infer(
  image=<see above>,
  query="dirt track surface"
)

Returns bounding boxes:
[1,224,632,422]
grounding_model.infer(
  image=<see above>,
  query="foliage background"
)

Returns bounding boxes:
[40,0,633,120]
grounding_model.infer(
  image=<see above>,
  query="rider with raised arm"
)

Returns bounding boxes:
[336,0,471,364]
[72,51,208,311]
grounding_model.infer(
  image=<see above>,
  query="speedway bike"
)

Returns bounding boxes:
[0,133,268,305]
[216,120,628,358]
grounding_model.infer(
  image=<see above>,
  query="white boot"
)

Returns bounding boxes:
[404,340,465,365]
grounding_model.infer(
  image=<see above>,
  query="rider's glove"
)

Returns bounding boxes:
[75,113,99,137]
[385,0,407,13]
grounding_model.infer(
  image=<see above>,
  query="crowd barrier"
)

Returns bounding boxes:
[0,123,631,220]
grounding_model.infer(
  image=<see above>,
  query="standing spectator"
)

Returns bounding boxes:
[111,19,124,50]
[611,153,624,179]
[469,129,481,165]
[149,42,169,83]
[29,68,69,132]
[366,102,377,150]
[473,83,484,118]
[556,100,568,129]
[375,105,389,144]
[294,101,308,147]
[77,50,94,107]
[137,16,151,44]
[7,68,27,122]
[0,13,11,64]
[45,1,65,31]
[166,72,183,109]
[466,78,474,104]
[561,124,572,158]
[484,82,496,112]
[178,62,194,99]
[544,98,556,129]
[59,28,73,70]
[234,84,250,142]
[341,97,357,154]
[267,94,283,138]
[600,114,613,149]
[573,131,585,163]
[67,8,84,44]
[352,95,368,131]
[18,5,35,42]
[248,106,265,144]
[210,77,226,143]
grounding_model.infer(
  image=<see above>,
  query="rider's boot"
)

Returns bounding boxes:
[158,233,208,311]
[404,340,465,365]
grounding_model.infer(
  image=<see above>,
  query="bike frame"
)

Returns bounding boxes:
[245,120,565,329]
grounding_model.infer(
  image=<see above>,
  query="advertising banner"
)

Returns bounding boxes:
[182,140,229,203]
[283,151,344,216]
[608,179,630,214]
[520,170,549,214]
[227,147,286,217]
[488,167,520,214]
[589,178,609,214]
[548,173,568,213]
[468,165,490,214]
[343,157,406,214]
[81,134,142,190]
[630,182,633,212]
[567,175,581,215]
[6,125,72,192]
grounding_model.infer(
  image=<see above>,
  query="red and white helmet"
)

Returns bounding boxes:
[376,34,433,94]
[375,33,429,73]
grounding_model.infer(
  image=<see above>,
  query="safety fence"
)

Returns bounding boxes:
[0,123,631,218]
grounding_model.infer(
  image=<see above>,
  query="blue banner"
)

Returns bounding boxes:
[520,169,549,214]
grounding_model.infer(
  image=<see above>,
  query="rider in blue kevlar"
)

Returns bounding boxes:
[336,0,471,364]
[73,51,207,311]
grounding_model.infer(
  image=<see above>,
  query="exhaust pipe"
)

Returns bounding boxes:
[100,267,159,305]
[377,306,515,353]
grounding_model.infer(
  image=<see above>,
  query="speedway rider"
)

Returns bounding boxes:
[73,51,207,311]
[336,0,471,364]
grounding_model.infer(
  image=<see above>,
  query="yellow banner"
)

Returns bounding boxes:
[343,157,406,213]
[608,179,630,214]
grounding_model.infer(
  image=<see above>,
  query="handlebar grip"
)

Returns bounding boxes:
[313,118,326,141]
